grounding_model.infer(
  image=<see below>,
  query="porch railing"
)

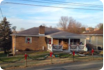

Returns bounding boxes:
[47,44,63,52]
[70,45,87,51]
[48,44,87,52]
[52,45,63,51]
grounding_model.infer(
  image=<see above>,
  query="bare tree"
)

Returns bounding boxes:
[57,16,86,34]
[57,16,68,30]
[95,23,103,30]
[42,23,46,27]
[88,27,94,32]
[12,26,16,31]
[67,17,82,34]
[80,27,86,33]
[20,28,25,31]
[95,23,102,28]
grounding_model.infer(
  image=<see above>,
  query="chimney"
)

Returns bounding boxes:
[39,25,45,35]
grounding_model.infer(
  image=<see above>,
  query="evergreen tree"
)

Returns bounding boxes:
[0,17,12,54]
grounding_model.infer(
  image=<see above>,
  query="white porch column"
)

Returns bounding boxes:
[68,38,70,51]
[84,39,87,51]
[51,37,53,52]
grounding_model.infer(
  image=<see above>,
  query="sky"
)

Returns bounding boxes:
[0,0,103,31]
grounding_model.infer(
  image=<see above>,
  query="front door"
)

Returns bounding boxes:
[59,39,68,50]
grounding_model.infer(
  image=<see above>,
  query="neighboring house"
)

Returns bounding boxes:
[82,29,103,50]
[83,28,99,34]
[11,25,87,55]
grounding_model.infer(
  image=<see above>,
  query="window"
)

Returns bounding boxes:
[70,39,80,45]
[47,38,51,44]
[25,37,32,43]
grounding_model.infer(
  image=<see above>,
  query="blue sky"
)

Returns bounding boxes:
[0,0,103,31]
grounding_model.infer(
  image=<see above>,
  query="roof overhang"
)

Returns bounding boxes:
[46,35,86,39]
[82,34,103,36]
[11,34,45,37]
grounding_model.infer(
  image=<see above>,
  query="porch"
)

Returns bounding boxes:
[47,38,87,52]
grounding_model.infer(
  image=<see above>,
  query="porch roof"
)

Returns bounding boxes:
[47,31,86,38]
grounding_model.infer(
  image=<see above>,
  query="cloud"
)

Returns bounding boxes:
[0,0,3,4]
[8,17,58,31]
[8,9,103,31]
[1,0,103,30]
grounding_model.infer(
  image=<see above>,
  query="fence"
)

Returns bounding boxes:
[0,52,103,70]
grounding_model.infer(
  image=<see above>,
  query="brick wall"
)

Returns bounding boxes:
[39,26,45,34]
[38,37,47,50]
[12,36,16,54]
[13,36,47,51]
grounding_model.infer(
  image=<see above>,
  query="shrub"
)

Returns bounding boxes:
[98,47,103,50]
[100,51,103,55]
[25,48,32,51]
[86,43,96,51]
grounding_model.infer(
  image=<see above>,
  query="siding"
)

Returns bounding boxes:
[86,35,103,48]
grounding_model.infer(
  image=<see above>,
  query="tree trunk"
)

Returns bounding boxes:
[3,46,7,54]
[4,50,6,54]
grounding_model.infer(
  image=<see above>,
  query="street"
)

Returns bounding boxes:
[15,60,103,70]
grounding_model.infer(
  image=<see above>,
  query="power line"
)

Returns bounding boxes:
[19,0,104,8]
[22,0,102,7]
[2,2,103,11]
[0,7,4,19]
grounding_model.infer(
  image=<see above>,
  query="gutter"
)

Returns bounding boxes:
[46,35,86,38]
[82,34,103,36]
[10,34,45,37]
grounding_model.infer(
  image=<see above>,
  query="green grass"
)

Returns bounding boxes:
[28,51,49,55]
[0,50,102,64]
[53,53,72,58]
[0,51,49,63]
[0,53,103,70]
[0,57,24,63]
[28,54,49,60]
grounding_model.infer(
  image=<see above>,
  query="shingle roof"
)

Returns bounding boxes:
[14,27,60,36]
[12,26,86,38]
[47,31,86,38]
[83,29,103,34]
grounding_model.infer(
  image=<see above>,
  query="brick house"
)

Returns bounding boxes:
[11,25,87,55]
